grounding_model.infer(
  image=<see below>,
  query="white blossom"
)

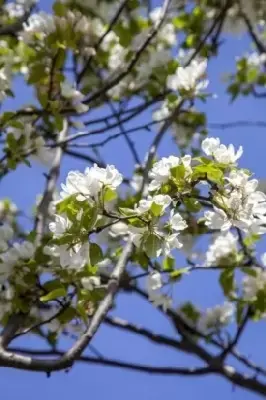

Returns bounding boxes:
[108,222,129,238]
[242,267,266,300]
[167,59,208,93]
[128,226,148,248]
[206,232,238,267]
[149,155,191,191]
[148,290,172,311]
[82,276,101,291]
[21,12,56,42]
[169,211,187,231]
[135,194,171,214]
[49,214,72,238]
[130,174,148,196]
[61,81,89,114]
[202,137,243,164]
[58,242,89,269]
[247,51,266,67]
[162,233,183,255]
[108,43,127,70]
[60,164,122,202]
[205,207,232,231]
[147,271,162,292]
[0,224,14,243]
[199,302,234,332]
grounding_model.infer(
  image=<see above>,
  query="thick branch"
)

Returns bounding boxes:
[10,347,211,376]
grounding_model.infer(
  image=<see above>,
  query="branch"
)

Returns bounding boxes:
[10,347,211,376]
[0,120,69,348]
[0,241,132,372]
[77,0,129,84]
[35,119,68,239]
[105,316,190,353]
[84,0,171,106]
[0,9,33,36]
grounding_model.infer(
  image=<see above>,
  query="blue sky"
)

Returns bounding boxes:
[1,1,266,399]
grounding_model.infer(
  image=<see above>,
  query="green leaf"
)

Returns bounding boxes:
[89,243,103,266]
[76,302,88,322]
[170,267,189,281]
[254,289,266,314]
[150,202,163,217]
[163,256,175,271]
[171,164,186,181]
[103,187,117,202]
[132,251,149,269]
[227,82,240,102]
[0,112,15,126]
[58,307,76,324]
[183,198,201,212]
[40,288,67,302]
[219,268,234,297]
[180,302,200,324]
[82,206,98,231]
[172,14,188,29]
[43,279,64,293]
[119,207,137,217]
[243,234,260,247]
[246,68,258,83]
[236,302,245,325]
[53,2,67,16]
[144,234,163,258]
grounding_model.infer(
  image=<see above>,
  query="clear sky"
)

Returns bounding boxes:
[1,1,266,399]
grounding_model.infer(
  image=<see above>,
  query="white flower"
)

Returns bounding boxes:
[202,137,243,164]
[0,224,13,242]
[169,211,187,231]
[148,291,172,312]
[135,194,171,215]
[149,155,191,191]
[149,7,163,24]
[61,81,88,113]
[214,144,243,164]
[82,276,101,291]
[59,242,89,269]
[152,102,170,122]
[130,174,148,196]
[199,302,234,332]
[158,23,176,46]
[201,137,221,156]
[226,170,257,195]
[61,81,85,102]
[100,31,118,51]
[204,208,231,231]
[21,12,56,42]
[60,171,87,200]
[49,214,72,238]
[167,59,208,93]
[206,232,238,266]
[43,244,60,257]
[13,241,35,260]
[60,164,122,202]
[108,43,127,70]
[34,138,56,166]
[128,226,148,248]
[0,248,19,266]
[162,233,183,255]
[147,271,162,292]
[242,268,266,300]
[247,52,266,67]
[86,164,123,193]
[109,222,129,238]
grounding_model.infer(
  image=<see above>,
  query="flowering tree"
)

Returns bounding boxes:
[1,0,266,396]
